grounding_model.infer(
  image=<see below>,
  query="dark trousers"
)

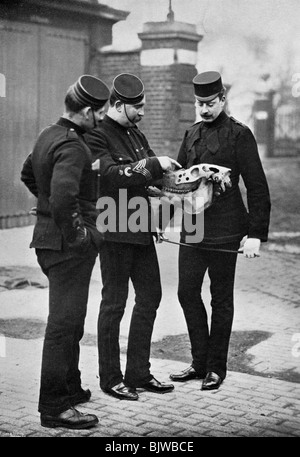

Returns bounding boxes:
[178,242,240,380]
[36,247,97,415]
[98,240,162,390]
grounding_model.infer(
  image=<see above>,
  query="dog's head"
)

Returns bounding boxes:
[149,163,232,214]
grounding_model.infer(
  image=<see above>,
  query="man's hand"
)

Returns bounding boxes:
[212,171,232,197]
[155,229,169,244]
[157,156,182,171]
[147,186,163,197]
[68,226,91,251]
[67,213,91,251]
[241,237,261,258]
[29,207,37,216]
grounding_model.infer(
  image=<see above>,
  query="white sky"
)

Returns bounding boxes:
[99,0,300,122]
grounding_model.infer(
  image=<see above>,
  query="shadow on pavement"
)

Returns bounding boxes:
[1,317,299,384]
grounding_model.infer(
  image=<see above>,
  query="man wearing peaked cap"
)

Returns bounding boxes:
[70,74,110,109]
[85,73,180,400]
[112,72,145,105]
[169,70,271,391]
[20,74,109,429]
[193,70,225,102]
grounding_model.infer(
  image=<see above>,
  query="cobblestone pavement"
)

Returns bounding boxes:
[0,227,299,440]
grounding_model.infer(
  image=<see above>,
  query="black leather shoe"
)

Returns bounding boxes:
[201,372,222,390]
[41,407,98,429]
[70,388,91,406]
[139,377,174,394]
[103,382,138,401]
[170,366,203,382]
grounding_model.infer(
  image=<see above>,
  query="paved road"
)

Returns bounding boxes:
[0,226,299,439]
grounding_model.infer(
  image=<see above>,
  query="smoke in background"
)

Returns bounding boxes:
[100,0,300,124]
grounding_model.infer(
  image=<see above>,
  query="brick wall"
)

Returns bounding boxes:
[92,49,141,88]
[140,64,197,157]
[139,65,178,156]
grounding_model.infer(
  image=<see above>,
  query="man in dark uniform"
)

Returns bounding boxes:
[169,71,271,390]
[21,75,110,429]
[85,73,179,401]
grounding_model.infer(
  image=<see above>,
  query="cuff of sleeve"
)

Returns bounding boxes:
[248,233,268,242]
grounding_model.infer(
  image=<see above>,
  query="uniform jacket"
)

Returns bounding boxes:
[21,117,102,250]
[85,115,164,245]
[177,111,271,244]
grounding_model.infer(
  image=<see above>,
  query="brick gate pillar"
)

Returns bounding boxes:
[138,19,202,157]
